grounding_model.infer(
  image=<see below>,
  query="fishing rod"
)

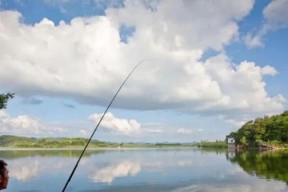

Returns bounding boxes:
[62,60,144,192]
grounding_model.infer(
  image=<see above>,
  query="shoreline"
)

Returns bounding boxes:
[0,146,198,151]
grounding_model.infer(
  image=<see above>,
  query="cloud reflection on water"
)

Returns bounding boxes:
[9,158,39,181]
[8,156,79,181]
[90,160,141,183]
[1,149,288,192]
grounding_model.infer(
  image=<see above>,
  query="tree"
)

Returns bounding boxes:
[0,93,14,110]
[229,111,288,147]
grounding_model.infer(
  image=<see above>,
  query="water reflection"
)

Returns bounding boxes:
[7,156,81,182]
[90,160,141,183]
[0,149,102,158]
[10,158,39,181]
[227,150,288,184]
[0,149,287,192]
[169,181,288,192]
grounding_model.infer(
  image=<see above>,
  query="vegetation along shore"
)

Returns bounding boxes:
[227,111,288,149]
[0,135,199,149]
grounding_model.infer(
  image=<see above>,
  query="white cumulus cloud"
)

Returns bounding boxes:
[89,112,141,134]
[263,0,288,29]
[261,65,278,76]
[244,0,288,48]
[0,110,43,136]
[0,0,285,130]
[243,32,264,49]
[0,110,94,137]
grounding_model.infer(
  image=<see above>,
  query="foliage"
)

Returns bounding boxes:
[229,150,288,184]
[0,92,14,109]
[197,140,227,148]
[227,111,288,148]
[0,135,195,149]
[0,135,112,148]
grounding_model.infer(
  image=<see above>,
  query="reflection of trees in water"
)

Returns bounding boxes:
[227,150,288,184]
[0,149,105,159]
[199,148,227,155]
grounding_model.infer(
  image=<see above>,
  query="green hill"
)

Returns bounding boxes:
[0,135,117,148]
[0,135,37,146]
[227,111,288,148]
[0,135,196,149]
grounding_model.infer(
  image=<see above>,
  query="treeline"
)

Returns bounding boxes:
[0,92,14,110]
[0,135,196,148]
[197,140,227,148]
[0,135,119,148]
[227,111,288,147]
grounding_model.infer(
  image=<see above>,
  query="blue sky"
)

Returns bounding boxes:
[0,0,287,143]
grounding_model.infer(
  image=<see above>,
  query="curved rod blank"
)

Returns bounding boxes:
[62,60,144,192]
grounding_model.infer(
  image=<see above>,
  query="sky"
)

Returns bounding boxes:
[0,0,287,143]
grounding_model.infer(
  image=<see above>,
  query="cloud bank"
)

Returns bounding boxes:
[0,0,286,132]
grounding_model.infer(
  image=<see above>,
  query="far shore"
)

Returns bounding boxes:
[0,146,199,151]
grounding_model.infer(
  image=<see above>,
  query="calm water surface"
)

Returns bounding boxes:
[0,148,288,192]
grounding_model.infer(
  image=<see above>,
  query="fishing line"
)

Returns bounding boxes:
[62,60,145,192]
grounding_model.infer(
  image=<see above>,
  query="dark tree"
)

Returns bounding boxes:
[0,93,14,110]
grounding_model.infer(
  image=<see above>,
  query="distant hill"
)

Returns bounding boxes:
[0,135,116,148]
[0,135,37,146]
[0,135,196,148]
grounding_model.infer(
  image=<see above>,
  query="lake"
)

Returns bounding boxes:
[0,148,288,192]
